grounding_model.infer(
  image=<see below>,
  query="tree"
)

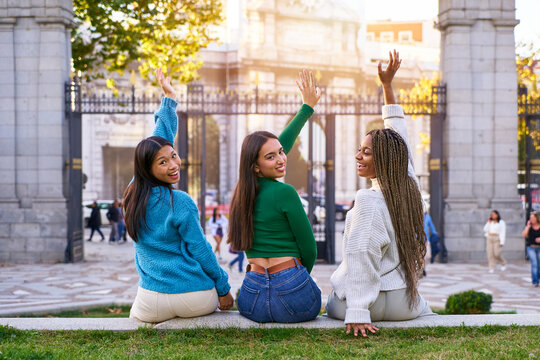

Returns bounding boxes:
[72,0,223,83]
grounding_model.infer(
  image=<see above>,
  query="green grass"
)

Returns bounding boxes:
[1,325,539,359]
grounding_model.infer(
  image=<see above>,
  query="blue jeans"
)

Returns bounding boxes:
[527,246,540,285]
[237,260,321,323]
[229,252,245,272]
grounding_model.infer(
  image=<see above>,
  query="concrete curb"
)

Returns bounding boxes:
[2,312,540,331]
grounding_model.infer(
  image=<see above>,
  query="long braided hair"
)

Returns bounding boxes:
[368,128,426,307]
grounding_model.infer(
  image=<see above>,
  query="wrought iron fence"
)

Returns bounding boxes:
[65,78,446,116]
[65,78,447,263]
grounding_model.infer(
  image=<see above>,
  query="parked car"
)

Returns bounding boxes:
[300,197,326,224]
[299,194,352,221]
[82,200,114,228]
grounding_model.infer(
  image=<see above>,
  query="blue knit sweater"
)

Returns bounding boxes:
[133,97,230,296]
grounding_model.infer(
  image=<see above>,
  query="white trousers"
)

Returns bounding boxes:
[130,286,218,323]
[326,288,434,322]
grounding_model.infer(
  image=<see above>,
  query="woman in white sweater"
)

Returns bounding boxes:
[483,210,507,273]
[327,50,433,337]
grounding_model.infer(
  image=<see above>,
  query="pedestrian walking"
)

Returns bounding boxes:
[228,249,245,273]
[522,211,540,287]
[209,208,228,260]
[228,69,322,323]
[483,210,507,273]
[326,50,433,337]
[106,200,121,244]
[118,202,127,243]
[424,210,440,264]
[87,201,105,242]
[123,68,232,323]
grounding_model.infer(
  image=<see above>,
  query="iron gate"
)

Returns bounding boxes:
[519,87,540,222]
[65,79,446,264]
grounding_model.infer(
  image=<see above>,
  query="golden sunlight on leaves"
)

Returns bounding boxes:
[417,132,430,154]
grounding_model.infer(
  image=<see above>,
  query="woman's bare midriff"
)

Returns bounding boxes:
[248,256,295,268]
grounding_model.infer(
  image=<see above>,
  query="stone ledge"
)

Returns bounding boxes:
[2,312,540,331]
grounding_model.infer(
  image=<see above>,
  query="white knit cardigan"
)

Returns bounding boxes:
[330,104,419,324]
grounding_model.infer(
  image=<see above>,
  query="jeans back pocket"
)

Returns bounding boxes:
[237,282,260,316]
[276,277,321,318]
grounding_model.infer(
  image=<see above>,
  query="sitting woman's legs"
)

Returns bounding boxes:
[325,290,346,320]
[326,289,433,322]
[238,263,321,323]
[130,287,218,323]
[374,289,433,321]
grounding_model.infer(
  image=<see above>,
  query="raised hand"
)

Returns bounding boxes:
[296,69,322,108]
[156,68,177,100]
[377,49,402,87]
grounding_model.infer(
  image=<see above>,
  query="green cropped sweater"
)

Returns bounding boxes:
[245,104,317,273]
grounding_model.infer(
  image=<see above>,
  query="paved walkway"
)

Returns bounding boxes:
[0,227,539,316]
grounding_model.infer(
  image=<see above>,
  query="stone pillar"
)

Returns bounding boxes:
[0,1,73,262]
[438,0,523,261]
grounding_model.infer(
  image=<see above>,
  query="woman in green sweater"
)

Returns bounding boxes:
[228,69,322,323]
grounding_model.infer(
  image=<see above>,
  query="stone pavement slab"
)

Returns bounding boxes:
[3,312,540,331]
[0,226,539,316]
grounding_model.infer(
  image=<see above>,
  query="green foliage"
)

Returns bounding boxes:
[445,290,493,314]
[72,0,223,83]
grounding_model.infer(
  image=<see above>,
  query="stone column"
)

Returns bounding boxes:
[438,0,523,261]
[0,1,73,262]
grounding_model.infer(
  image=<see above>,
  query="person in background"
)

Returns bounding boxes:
[483,210,507,273]
[522,211,540,287]
[424,210,440,265]
[209,207,228,260]
[228,249,245,273]
[106,199,121,244]
[118,202,127,243]
[87,201,105,242]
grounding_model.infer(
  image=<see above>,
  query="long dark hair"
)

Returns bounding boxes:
[123,136,174,241]
[212,207,219,223]
[491,210,501,222]
[368,128,426,308]
[228,131,278,251]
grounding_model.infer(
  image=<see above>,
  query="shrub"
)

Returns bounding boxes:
[445,290,492,314]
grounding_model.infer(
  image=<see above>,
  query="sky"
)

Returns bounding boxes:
[363,0,540,52]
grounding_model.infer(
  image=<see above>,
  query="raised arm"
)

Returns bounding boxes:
[378,50,419,188]
[279,70,321,153]
[378,50,401,106]
[523,220,531,238]
[152,68,178,145]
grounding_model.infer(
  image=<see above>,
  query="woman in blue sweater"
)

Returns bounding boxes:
[124,69,233,323]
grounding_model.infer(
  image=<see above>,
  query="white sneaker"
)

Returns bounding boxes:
[488,269,495,274]
[501,265,507,272]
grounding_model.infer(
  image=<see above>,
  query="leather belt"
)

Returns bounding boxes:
[246,258,301,275]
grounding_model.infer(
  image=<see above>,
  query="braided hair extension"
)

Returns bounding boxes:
[367,128,427,308]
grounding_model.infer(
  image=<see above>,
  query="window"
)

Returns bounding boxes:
[380,31,394,42]
[398,31,413,43]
